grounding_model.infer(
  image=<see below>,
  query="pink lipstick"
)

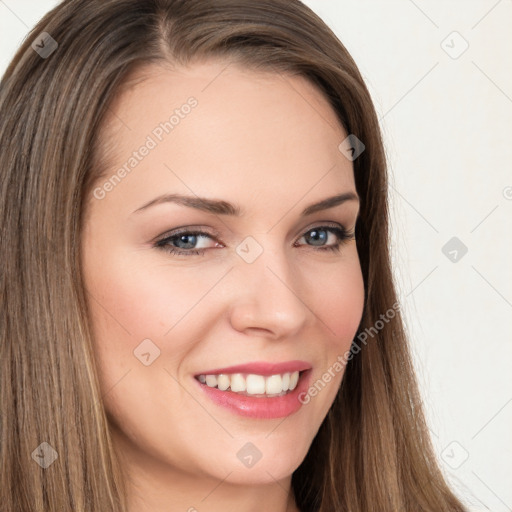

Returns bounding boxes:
[193,360,312,419]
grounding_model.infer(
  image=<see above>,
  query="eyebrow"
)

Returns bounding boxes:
[132,191,359,217]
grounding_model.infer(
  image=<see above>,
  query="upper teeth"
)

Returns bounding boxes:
[197,371,300,395]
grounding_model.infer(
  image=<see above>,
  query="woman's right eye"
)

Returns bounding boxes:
[154,231,219,256]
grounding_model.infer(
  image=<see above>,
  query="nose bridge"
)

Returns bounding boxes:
[228,233,309,336]
[236,232,293,288]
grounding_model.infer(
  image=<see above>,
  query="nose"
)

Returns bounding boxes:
[227,240,310,340]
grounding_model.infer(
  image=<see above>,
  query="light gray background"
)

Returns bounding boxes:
[1,1,510,510]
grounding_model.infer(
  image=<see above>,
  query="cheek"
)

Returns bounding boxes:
[311,254,365,348]
[84,249,206,344]
[81,250,195,405]
[304,252,364,402]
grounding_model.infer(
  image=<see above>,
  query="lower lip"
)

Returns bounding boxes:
[194,370,312,419]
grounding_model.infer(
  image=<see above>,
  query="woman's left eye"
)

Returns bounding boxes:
[154,225,355,257]
[295,226,354,252]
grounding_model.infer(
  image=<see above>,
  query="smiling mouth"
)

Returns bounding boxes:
[194,370,307,398]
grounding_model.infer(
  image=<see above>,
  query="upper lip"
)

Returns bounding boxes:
[194,360,312,376]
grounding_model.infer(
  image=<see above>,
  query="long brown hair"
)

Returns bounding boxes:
[0,1,468,510]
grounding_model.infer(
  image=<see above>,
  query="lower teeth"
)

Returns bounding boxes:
[231,389,289,398]
[209,386,289,398]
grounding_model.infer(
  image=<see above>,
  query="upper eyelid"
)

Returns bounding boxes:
[158,221,349,237]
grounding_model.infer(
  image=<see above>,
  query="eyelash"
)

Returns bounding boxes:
[154,224,355,257]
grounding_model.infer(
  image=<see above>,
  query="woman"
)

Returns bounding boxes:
[0,0,470,510]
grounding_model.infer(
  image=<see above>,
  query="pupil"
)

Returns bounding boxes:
[176,234,197,249]
[308,229,327,246]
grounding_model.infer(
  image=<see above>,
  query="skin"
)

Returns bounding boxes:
[81,59,365,512]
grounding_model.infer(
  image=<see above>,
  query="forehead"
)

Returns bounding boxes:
[92,60,355,213]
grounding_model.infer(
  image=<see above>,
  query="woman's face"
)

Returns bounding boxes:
[81,60,364,493]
